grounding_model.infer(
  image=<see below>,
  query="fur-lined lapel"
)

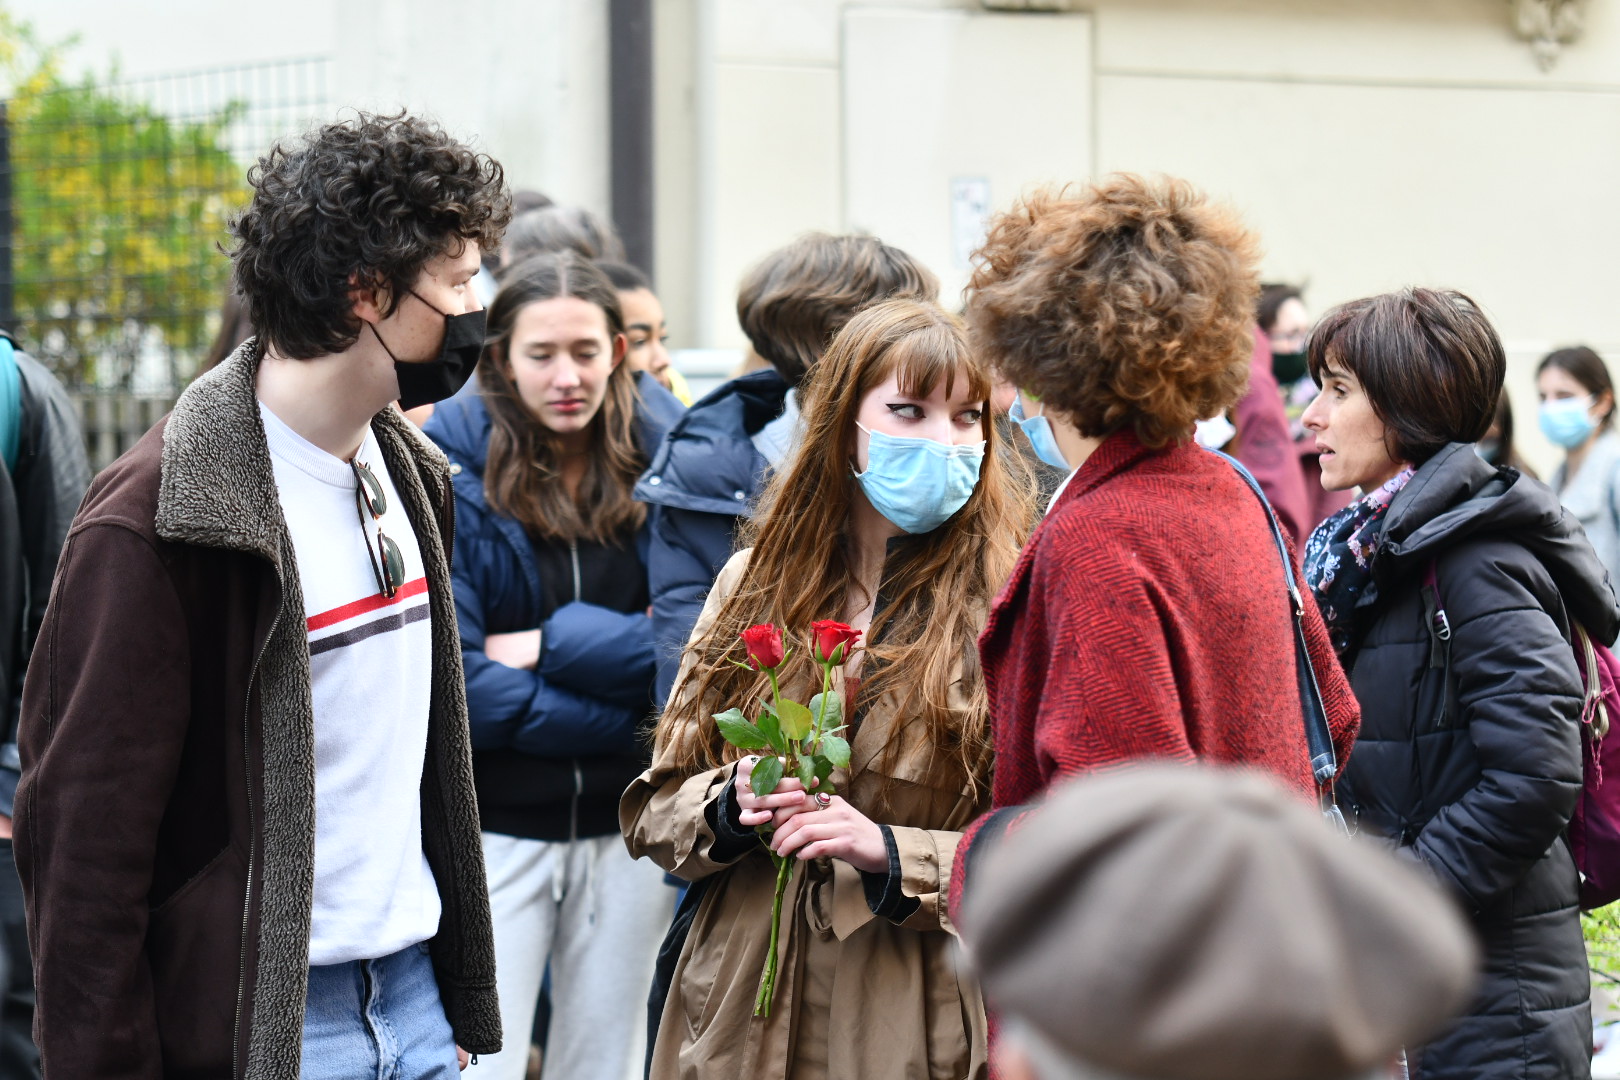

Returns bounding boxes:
[156,341,287,563]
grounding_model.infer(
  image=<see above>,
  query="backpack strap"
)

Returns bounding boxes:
[1574,623,1611,741]
[0,336,20,475]
[1205,447,1346,832]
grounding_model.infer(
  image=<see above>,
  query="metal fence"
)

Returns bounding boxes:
[69,389,176,472]
[1,57,330,396]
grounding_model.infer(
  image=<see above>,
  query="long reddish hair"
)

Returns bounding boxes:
[657,298,1035,801]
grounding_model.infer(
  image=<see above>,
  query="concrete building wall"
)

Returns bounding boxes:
[16,0,1619,468]
[657,0,1620,472]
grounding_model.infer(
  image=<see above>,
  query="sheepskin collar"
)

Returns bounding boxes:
[156,339,451,561]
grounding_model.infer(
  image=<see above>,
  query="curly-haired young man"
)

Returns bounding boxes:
[15,112,511,1080]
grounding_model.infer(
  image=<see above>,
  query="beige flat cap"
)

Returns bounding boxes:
[959,765,1479,1080]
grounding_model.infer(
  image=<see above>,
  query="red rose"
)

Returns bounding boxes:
[740,623,785,671]
[811,620,862,665]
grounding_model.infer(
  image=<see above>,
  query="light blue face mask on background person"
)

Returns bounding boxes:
[1008,395,1070,471]
[1539,395,1599,449]
[853,423,985,534]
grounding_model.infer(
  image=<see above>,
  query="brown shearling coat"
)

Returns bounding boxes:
[15,343,501,1080]
[621,550,991,1080]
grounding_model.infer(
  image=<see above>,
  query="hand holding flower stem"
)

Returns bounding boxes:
[714,621,860,1016]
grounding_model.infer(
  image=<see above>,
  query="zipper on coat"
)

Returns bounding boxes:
[569,539,581,603]
[570,760,584,843]
[233,586,282,1080]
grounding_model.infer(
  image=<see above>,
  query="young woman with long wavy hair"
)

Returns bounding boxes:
[423,251,684,1080]
[621,297,1034,1080]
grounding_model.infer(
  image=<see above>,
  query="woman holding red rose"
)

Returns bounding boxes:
[621,297,1035,1078]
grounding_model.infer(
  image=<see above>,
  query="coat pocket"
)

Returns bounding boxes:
[147,842,248,1076]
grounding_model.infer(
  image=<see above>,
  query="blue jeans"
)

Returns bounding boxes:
[302,942,458,1080]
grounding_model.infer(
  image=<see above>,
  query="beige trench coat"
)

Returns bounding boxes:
[621,551,991,1080]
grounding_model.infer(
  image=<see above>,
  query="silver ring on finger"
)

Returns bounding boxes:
[814,792,833,809]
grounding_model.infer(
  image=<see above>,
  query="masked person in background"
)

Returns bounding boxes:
[623,299,1035,1079]
[1538,345,1620,578]
[1262,282,1355,527]
[15,113,510,1080]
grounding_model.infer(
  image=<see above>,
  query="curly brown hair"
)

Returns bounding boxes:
[230,111,511,360]
[965,174,1260,449]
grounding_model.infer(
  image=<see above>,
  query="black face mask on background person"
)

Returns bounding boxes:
[371,289,486,410]
[1271,349,1309,386]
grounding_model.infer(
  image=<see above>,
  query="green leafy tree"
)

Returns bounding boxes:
[3,6,246,388]
[1588,904,1620,1017]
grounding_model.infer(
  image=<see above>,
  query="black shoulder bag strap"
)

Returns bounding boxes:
[1206,448,1349,834]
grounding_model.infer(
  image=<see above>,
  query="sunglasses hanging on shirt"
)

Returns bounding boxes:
[352,459,405,599]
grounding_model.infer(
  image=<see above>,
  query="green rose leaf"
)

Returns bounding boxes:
[821,734,851,769]
[750,754,785,799]
[808,691,842,734]
[777,699,814,742]
[757,710,783,753]
[813,755,835,782]
[797,756,817,788]
[714,708,771,750]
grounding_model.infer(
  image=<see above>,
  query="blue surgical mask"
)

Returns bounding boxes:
[1008,396,1071,471]
[853,423,985,534]
[1539,396,1598,450]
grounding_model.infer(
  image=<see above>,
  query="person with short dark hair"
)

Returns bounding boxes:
[16,111,511,1079]
[596,260,692,405]
[1300,287,1617,1079]
[635,233,939,703]
[423,252,683,1080]
[949,177,1361,1054]
[1537,345,1620,576]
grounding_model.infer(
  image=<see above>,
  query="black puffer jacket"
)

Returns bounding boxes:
[1335,444,1620,1080]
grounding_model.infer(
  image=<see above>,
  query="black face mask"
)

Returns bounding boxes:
[1271,349,1309,386]
[372,290,485,410]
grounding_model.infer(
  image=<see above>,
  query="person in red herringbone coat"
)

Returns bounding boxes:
[948,176,1360,1008]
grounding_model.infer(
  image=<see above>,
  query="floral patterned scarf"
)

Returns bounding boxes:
[1303,466,1416,656]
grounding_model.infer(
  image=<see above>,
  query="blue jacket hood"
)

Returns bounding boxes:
[635,367,790,515]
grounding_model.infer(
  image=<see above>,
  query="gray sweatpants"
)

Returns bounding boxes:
[478,832,674,1080]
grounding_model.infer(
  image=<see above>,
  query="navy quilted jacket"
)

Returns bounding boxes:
[424,373,684,840]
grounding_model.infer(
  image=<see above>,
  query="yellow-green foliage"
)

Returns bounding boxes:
[3,6,246,386]
[1587,904,1620,1009]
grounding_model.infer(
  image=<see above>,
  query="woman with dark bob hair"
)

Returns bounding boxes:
[950,174,1360,934]
[1299,288,1619,1079]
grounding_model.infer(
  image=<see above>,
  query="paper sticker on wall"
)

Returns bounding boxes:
[951,177,991,271]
